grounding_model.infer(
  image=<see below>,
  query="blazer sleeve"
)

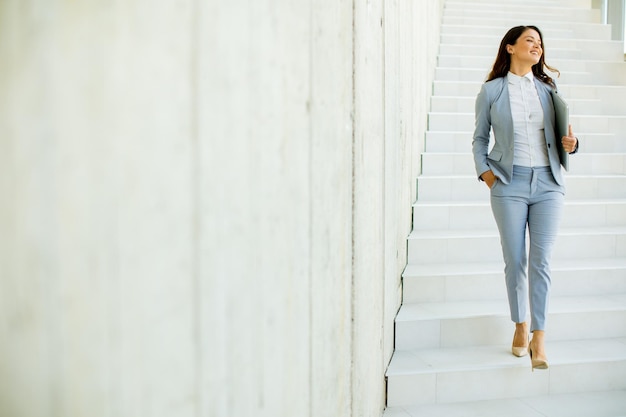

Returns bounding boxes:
[472,83,492,180]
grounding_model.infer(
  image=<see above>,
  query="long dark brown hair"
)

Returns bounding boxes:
[486,25,559,87]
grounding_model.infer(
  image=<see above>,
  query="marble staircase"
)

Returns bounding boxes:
[384,1,626,416]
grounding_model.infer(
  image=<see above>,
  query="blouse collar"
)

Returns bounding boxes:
[507,71,534,85]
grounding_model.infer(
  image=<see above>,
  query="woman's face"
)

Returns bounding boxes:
[507,28,543,66]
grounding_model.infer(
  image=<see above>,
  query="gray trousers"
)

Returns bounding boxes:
[490,165,565,332]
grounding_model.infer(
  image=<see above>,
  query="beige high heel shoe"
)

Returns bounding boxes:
[512,343,528,357]
[511,324,529,357]
[528,343,549,371]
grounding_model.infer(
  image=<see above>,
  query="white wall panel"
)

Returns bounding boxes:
[0,1,442,416]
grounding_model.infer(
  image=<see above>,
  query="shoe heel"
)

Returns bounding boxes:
[528,345,549,371]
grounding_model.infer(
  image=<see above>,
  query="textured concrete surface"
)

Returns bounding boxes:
[0,1,442,416]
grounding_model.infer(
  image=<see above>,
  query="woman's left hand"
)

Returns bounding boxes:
[562,124,578,153]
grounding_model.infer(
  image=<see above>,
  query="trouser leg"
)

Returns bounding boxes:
[491,189,530,325]
[527,173,564,332]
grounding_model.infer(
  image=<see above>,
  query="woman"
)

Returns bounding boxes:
[472,25,579,370]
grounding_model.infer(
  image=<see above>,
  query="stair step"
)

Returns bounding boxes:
[428,112,626,133]
[386,338,626,406]
[435,65,626,86]
[440,41,624,61]
[407,227,626,264]
[434,67,605,86]
[442,10,600,25]
[421,152,626,176]
[412,199,626,230]
[439,35,604,51]
[402,258,626,303]
[430,95,626,116]
[444,1,593,10]
[440,22,612,40]
[443,0,592,6]
[415,175,626,201]
[433,81,626,100]
[443,4,599,20]
[425,131,626,153]
[440,20,620,44]
[436,55,626,74]
[383,390,626,417]
[395,294,626,349]
[440,20,608,39]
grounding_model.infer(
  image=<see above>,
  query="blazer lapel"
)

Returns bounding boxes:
[534,79,556,144]
[499,78,514,144]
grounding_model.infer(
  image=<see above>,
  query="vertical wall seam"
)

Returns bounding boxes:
[308,1,314,416]
[350,0,356,415]
[190,0,202,415]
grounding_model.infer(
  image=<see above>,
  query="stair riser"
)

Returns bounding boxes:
[569,154,626,175]
[436,58,626,80]
[570,99,626,116]
[434,81,482,97]
[435,67,626,86]
[445,0,592,7]
[421,153,626,176]
[442,15,606,28]
[435,69,597,85]
[438,55,587,71]
[440,35,604,51]
[413,204,496,230]
[403,267,626,303]
[434,82,626,101]
[403,272,504,303]
[413,202,626,230]
[440,23,611,40]
[408,233,626,264]
[416,176,626,201]
[387,360,626,406]
[397,310,626,350]
[440,42,624,61]
[443,6,599,22]
[550,84,626,101]
[425,132,626,153]
[431,96,626,116]
[396,316,509,350]
[425,132,476,152]
[428,113,626,134]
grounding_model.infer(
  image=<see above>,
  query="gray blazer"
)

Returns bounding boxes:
[472,76,565,186]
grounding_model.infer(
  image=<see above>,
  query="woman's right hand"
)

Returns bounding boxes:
[481,170,498,189]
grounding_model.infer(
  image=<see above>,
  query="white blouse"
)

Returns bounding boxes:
[507,71,550,167]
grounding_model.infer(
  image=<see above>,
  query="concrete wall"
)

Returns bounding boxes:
[0,1,442,416]
[596,0,626,42]
[607,0,625,42]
